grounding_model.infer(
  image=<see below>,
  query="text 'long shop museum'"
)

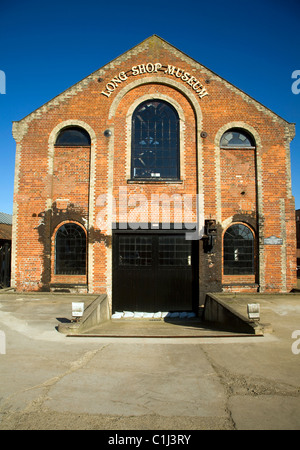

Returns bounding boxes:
[11,36,296,314]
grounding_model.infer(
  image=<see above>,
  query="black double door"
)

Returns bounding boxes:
[112,231,198,313]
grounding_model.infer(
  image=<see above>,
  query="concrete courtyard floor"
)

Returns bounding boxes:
[0,290,300,430]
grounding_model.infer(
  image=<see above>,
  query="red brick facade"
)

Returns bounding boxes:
[12,36,296,312]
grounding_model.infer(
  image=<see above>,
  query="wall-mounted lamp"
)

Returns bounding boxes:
[203,219,217,253]
[104,129,112,137]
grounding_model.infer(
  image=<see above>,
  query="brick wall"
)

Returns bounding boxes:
[12,35,296,306]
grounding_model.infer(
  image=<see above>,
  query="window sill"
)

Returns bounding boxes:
[222,282,258,287]
[222,275,256,284]
[51,274,87,283]
[220,146,255,150]
[127,179,183,184]
[54,145,91,148]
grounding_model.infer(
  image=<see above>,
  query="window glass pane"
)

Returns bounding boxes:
[159,236,191,266]
[220,129,254,147]
[132,100,179,179]
[55,127,91,146]
[119,236,152,266]
[55,224,86,275]
[223,224,254,275]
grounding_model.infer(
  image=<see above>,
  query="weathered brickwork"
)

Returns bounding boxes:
[12,36,296,310]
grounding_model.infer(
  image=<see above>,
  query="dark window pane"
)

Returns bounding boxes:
[132,100,179,179]
[55,127,91,146]
[159,236,191,266]
[223,224,254,275]
[220,129,254,147]
[119,236,152,266]
[55,224,86,275]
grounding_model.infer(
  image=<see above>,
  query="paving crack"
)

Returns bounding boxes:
[200,346,300,430]
[0,345,109,417]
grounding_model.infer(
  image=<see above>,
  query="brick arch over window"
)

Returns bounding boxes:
[108,77,203,122]
[48,119,96,148]
[107,76,204,216]
[215,122,262,235]
[215,122,261,148]
[48,120,97,199]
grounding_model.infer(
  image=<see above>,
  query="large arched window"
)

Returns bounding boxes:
[55,126,91,146]
[131,100,180,179]
[223,224,254,275]
[220,128,255,148]
[55,223,86,275]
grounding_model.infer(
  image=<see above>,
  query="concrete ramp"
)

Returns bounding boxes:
[203,293,272,335]
[58,292,274,337]
[65,318,260,338]
[58,294,109,335]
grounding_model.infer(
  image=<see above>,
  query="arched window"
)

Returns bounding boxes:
[223,224,254,275]
[55,126,91,146]
[131,100,180,179]
[220,129,255,148]
[55,223,86,275]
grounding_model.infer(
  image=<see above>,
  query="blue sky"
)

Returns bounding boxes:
[0,0,299,215]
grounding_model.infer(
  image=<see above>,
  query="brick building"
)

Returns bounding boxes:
[12,36,296,314]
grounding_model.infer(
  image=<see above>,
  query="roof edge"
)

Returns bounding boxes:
[13,34,294,132]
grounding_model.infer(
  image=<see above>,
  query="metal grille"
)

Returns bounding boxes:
[55,224,86,275]
[132,100,179,179]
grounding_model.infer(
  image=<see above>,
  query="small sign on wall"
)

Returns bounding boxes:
[264,236,283,245]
